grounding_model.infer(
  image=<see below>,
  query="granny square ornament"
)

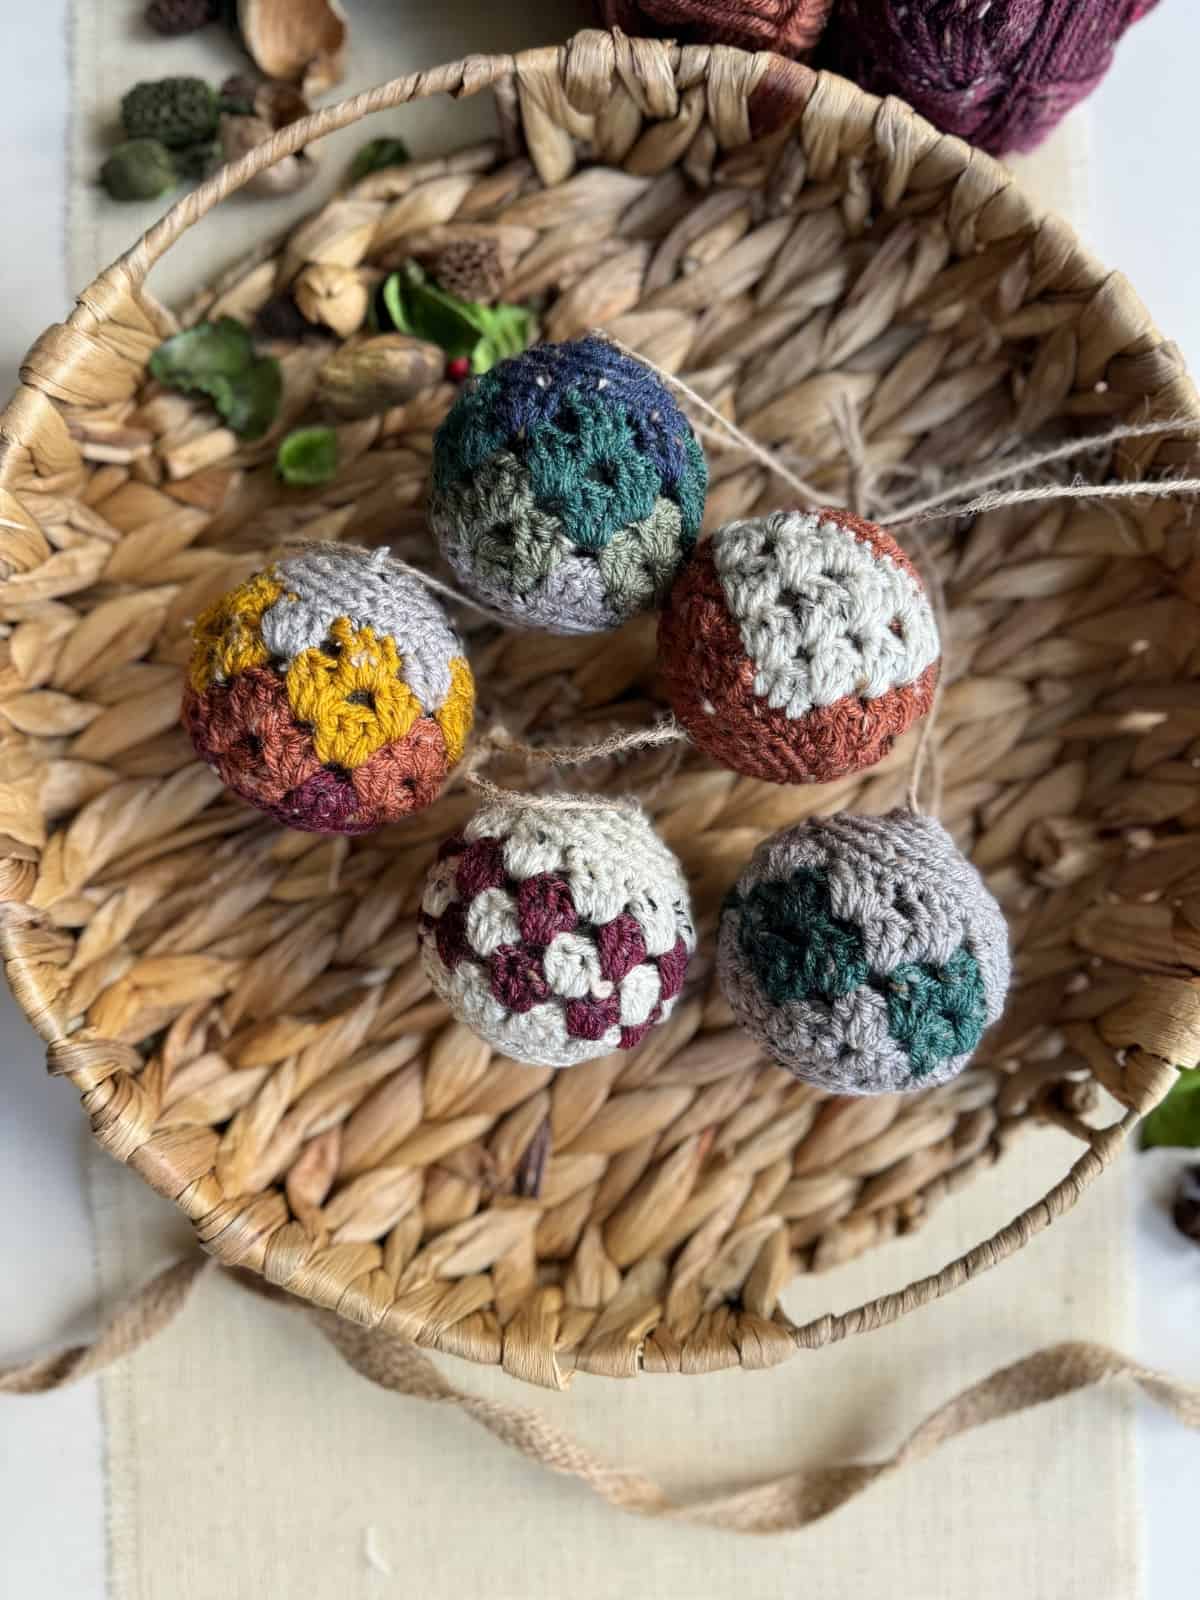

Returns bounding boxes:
[659,507,940,783]
[183,543,474,834]
[419,800,696,1068]
[428,336,708,634]
[719,810,1009,1093]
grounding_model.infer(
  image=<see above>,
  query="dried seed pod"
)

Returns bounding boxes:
[293,263,370,339]
[218,78,320,196]
[100,139,177,202]
[238,0,347,97]
[145,0,220,35]
[316,334,445,418]
[122,77,219,149]
[1173,1164,1200,1246]
[430,237,509,305]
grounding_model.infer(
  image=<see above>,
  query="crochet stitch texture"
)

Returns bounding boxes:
[419,801,696,1068]
[659,507,939,783]
[428,337,708,634]
[183,544,474,834]
[718,810,1009,1092]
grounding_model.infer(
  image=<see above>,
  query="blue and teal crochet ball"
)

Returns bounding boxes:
[428,336,708,634]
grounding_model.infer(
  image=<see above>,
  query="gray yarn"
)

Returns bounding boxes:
[263,544,463,711]
[718,811,1010,1095]
[429,453,685,635]
[441,534,621,635]
[713,511,940,716]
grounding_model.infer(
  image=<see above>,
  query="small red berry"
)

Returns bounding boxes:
[446,356,471,382]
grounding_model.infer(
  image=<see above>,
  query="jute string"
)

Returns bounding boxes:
[463,721,685,811]
[2,1252,1197,1534]
[387,352,1200,817]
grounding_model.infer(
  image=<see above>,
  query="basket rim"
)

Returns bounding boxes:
[0,28,1197,1385]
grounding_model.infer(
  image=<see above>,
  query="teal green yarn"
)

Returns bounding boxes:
[430,367,507,496]
[674,432,708,551]
[428,337,707,635]
[731,873,869,1007]
[522,387,660,552]
[732,872,988,1077]
[885,947,988,1079]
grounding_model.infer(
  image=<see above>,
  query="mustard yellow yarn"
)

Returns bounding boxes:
[435,656,474,765]
[287,618,422,768]
[188,569,283,694]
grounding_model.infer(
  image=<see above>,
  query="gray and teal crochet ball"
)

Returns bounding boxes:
[428,337,708,634]
[719,811,1010,1094]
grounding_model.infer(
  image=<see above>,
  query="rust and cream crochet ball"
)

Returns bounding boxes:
[659,507,940,785]
[182,544,474,834]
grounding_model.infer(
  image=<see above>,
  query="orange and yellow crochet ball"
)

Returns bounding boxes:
[182,544,474,834]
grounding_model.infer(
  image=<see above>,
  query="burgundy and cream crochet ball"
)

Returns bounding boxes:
[419,805,696,1069]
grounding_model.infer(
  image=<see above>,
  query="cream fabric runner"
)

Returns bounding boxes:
[71,5,1133,1594]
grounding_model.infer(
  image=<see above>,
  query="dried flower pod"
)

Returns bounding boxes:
[316,334,444,418]
[144,0,220,34]
[218,73,262,115]
[238,0,347,97]
[122,77,219,149]
[175,141,219,182]
[293,263,370,338]
[255,294,325,343]
[100,139,177,202]
[218,81,318,196]
[1173,1164,1200,1246]
[430,237,508,305]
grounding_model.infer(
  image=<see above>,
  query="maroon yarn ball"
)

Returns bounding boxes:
[820,0,1158,154]
[598,0,833,55]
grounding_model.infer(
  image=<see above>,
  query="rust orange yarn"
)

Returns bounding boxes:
[658,508,940,785]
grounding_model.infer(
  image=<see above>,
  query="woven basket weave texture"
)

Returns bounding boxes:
[1,31,1198,1389]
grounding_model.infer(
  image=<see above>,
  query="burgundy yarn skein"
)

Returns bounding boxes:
[821,0,1158,155]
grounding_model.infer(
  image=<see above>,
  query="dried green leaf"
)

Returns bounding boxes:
[219,356,282,440]
[1140,1068,1200,1150]
[349,137,410,184]
[276,425,339,487]
[148,320,281,439]
[149,318,255,386]
[375,263,533,372]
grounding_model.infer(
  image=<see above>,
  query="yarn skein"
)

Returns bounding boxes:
[428,336,708,635]
[719,810,1010,1093]
[419,800,696,1068]
[183,544,474,834]
[658,507,939,785]
[597,0,833,55]
[821,0,1158,155]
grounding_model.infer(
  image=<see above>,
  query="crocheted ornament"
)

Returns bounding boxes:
[428,336,708,634]
[182,544,474,834]
[658,507,939,784]
[419,801,696,1068]
[719,811,1009,1093]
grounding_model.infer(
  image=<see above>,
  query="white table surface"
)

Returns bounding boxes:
[1,5,1197,1595]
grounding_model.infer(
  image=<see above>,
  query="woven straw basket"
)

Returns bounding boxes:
[3,29,1198,1392]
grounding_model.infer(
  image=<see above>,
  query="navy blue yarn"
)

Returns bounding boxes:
[432,337,700,505]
